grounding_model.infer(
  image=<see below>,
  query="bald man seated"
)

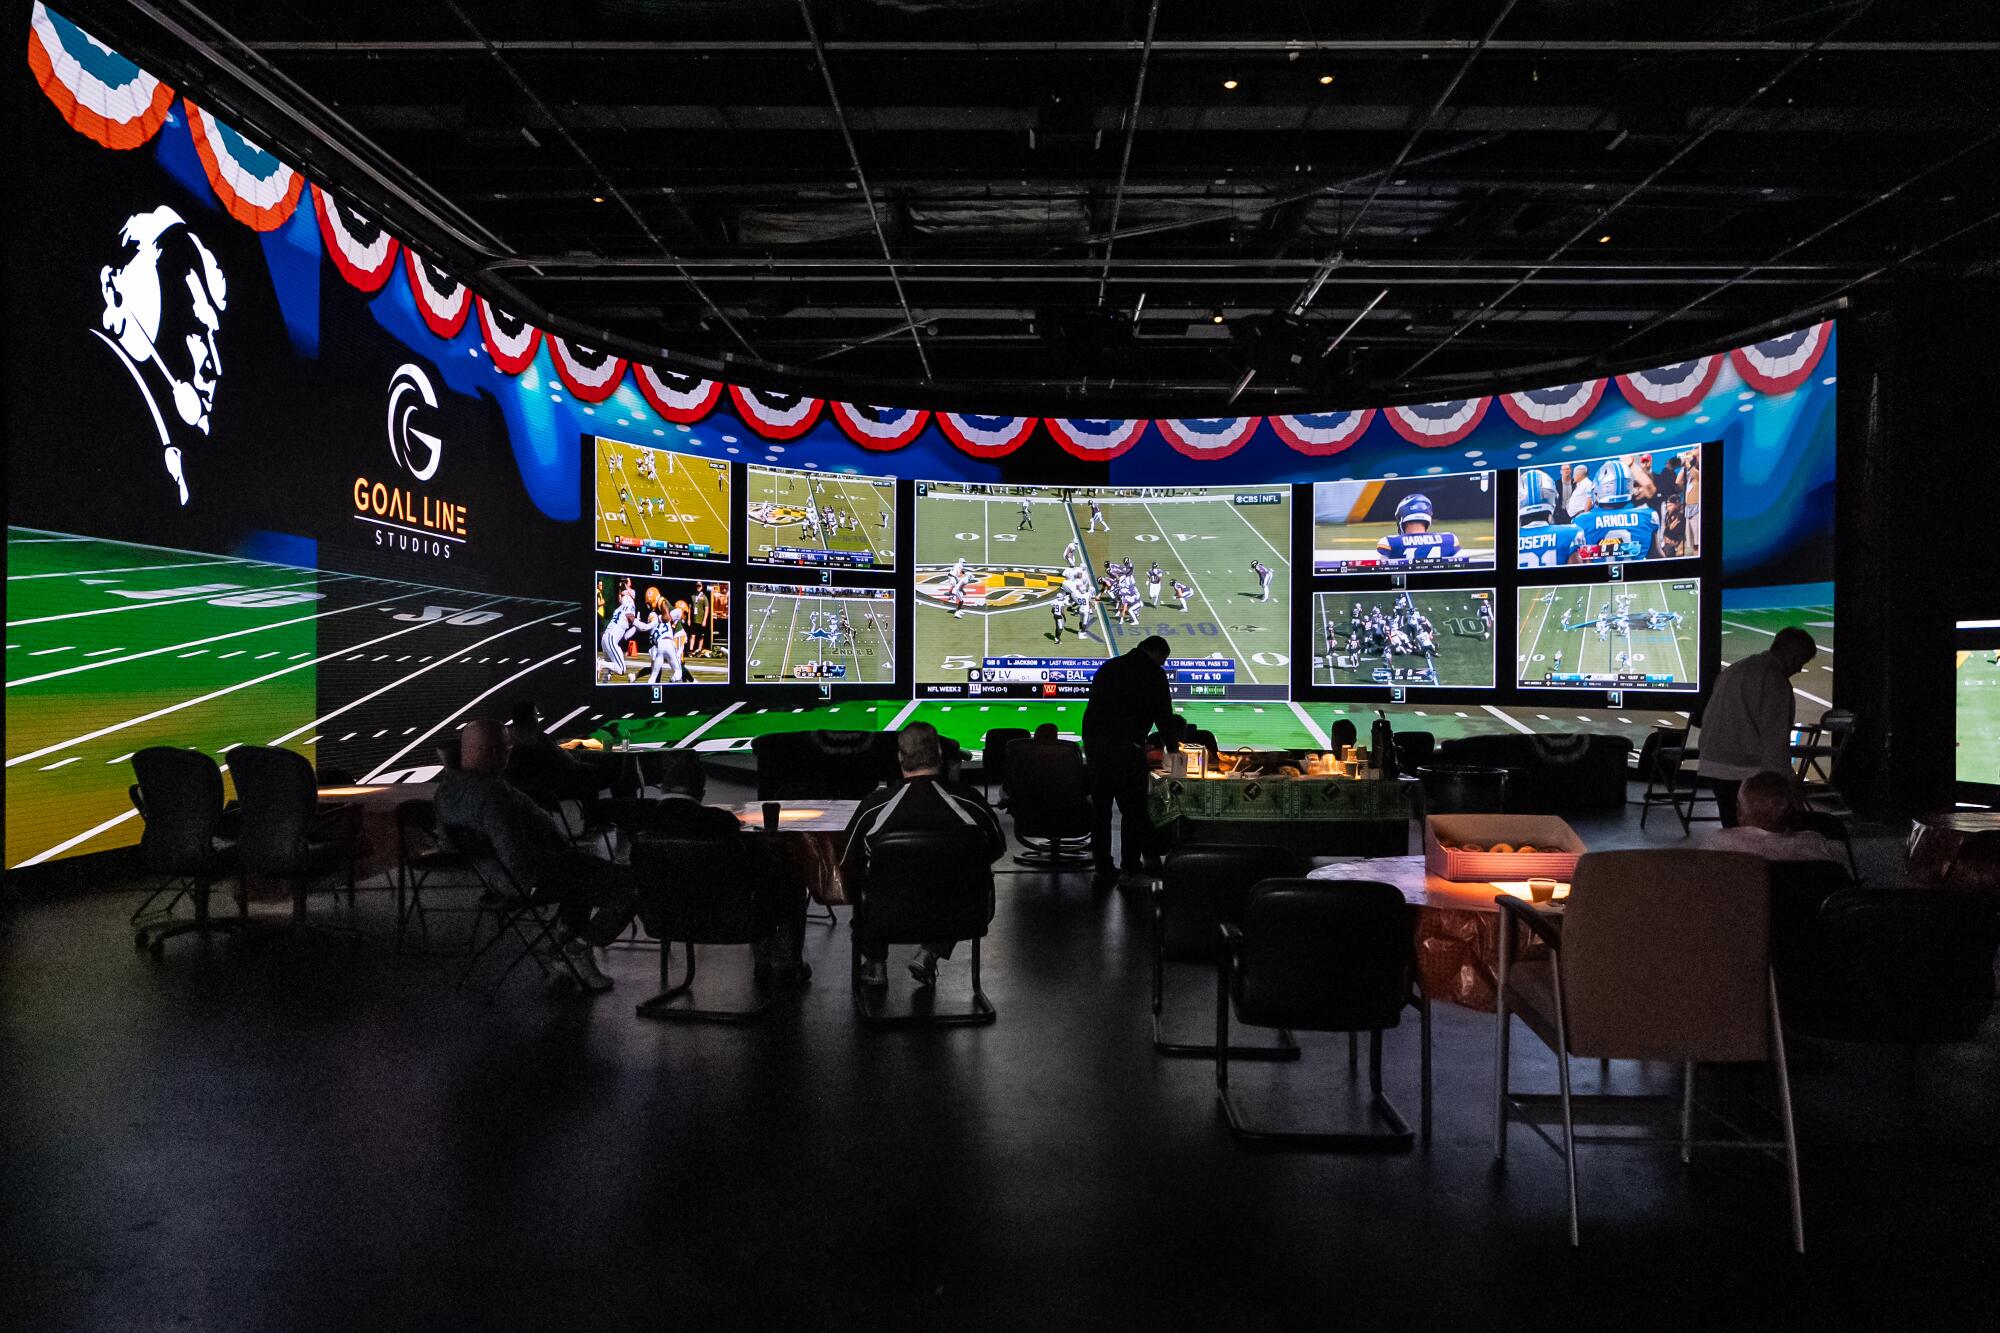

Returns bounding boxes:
[434,719,639,992]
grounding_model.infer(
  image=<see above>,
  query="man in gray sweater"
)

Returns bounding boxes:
[1695,625,1818,827]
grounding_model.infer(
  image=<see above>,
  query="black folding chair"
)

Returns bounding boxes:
[393,799,481,951]
[630,834,775,1022]
[851,827,998,1028]
[446,823,589,1000]
[1153,844,1305,1060]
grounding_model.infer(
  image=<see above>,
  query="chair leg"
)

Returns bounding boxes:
[1215,958,1230,1092]
[1494,934,1513,1161]
[1680,1061,1696,1164]
[635,941,773,1023]
[1419,995,1433,1145]
[1349,1031,1359,1071]
[1770,974,1807,1254]
[1554,1015,1581,1247]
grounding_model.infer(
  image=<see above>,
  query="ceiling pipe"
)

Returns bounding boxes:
[796,0,934,381]
[245,38,2000,56]
[441,0,759,359]
[1095,0,1163,307]
[1394,0,1878,382]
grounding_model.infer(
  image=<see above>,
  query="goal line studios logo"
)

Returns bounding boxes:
[352,362,472,561]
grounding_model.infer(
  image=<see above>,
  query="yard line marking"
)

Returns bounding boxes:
[176,650,207,658]
[671,700,745,750]
[362,647,583,781]
[884,699,923,733]
[1484,704,1535,735]
[543,705,589,734]
[6,573,341,627]
[11,807,140,869]
[6,595,511,768]
[9,536,90,543]
[8,557,251,582]
[27,645,76,656]
[108,752,134,765]
[8,593,428,690]
[1794,687,1832,707]
[1140,502,1256,683]
[39,757,79,771]
[1722,618,1835,653]
[218,650,244,659]
[1287,702,1331,749]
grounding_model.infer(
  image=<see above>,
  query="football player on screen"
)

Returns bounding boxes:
[1571,459,1661,563]
[1374,494,1462,564]
[1251,559,1274,602]
[1169,578,1193,613]
[1516,469,1587,569]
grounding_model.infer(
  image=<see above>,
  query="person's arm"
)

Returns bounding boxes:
[1146,666,1178,742]
[838,791,882,880]
[1756,660,1797,774]
[488,784,571,886]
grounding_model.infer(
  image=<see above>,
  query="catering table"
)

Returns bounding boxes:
[1307,854,1564,1012]
[317,782,435,883]
[1148,773,1419,856]
[719,799,859,907]
[1907,811,2000,894]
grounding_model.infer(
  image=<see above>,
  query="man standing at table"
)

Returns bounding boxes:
[1082,635,1179,883]
[841,725,1005,988]
[1696,625,1817,827]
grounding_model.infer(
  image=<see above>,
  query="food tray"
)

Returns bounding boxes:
[1424,814,1585,883]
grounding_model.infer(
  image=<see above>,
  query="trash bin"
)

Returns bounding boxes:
[1417,764,1510,814]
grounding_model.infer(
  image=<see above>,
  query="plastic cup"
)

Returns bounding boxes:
[1529,878,1557,903]
[762,801,781,831]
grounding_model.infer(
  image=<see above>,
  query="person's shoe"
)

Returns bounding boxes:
[859,960,888,987]
[908,947,940,988]
[562,938,614,993]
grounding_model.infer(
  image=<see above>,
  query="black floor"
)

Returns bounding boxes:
[4,796,1998,1331]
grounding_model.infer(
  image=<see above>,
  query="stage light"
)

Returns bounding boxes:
[1598,234,1612,244]
[1222,78,1239,90]
[1211,311,1226,324]
[1319,74,1333,85]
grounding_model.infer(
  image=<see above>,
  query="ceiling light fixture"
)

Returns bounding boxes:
[1319,74,1333,85]
[592,195,605,203]
[1222,78,1239,90]
[1598,234,1612,244]
[1211,311,1226,324]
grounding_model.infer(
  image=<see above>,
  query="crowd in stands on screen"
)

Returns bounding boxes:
[1519,449,1699,569]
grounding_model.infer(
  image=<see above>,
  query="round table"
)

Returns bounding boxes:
[1907,812,2000,894]
[1308,854,1564,1011]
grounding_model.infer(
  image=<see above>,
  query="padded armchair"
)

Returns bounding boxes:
[850,827,998,1026]
[630,834,774,1022]
[1004,737,1093,868]
[1494,849,1803,1250]
[1435,733,1634,814]
[129,747,250,953]
[1392,731,1436,774]
[224,745,359,927]
[981,727,1031,802]
[1216,878,1430,1150]
[1153,844,1306,1059]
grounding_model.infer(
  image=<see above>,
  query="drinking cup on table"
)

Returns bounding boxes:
[1529,878,1557,903]
[762,801,781,831]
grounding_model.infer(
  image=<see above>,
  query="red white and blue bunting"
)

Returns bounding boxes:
[633,366,722,423]
[831,403,931,451]
[183,99,303,232]
[404,250,471,339]
[476,297,542,375]
[312,184,399,292]
[1384,398,1490,447]
[27,3,174,150]
[1046,418,1146,460]
[1155,417,1260,460]
[1270,410,1374,456]
[934,413,1037,459]
[1730,321,1830,395]
[1499,380,1607,436]
[1615,355,1723,418]
[728,386,824,441]
[548,337,628,403]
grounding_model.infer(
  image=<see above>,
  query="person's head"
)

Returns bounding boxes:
[1736,770,1802,833]
[1033,722,1059,741]
[1519,468,1559,527]
[1594,459,1633,508]
[1571,463,1590,485]
[459,719,512,776]
[1394,492,1434,535]
[1135,635,1170,665]
[898,724,943,777]
[1330,718,1359,748]
[100,206,228,432]
[508,699,542,731]
[1771,626,1818,676]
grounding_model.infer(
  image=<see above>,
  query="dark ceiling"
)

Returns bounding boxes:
[67,0,2000,410]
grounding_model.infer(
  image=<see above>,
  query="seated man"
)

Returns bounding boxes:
[1701,770,1841,863]
[840,723,1005,988]
[435,719,639,992]
[635,753,811,986]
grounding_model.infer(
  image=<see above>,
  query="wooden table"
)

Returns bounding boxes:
[1308,854,1566,1012]
[317,782,435,882]
[719,800,860,907]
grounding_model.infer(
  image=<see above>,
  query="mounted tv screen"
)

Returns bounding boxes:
[592,572,729,686]
[745,463,897,570]
[1516,445,1704,572]
[591,435,731,562]
[1959,627,2000,789]
[910,481,1291,700]
[1312,589,1497,689]
[1516,579,1701,691]
[1312,469,1497,576]
[744,583,897,686]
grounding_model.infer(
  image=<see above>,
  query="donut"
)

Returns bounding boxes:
[1516,844,1538,854]
[1489,842,1515,854]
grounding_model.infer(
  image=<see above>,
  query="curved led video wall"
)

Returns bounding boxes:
[7,6,1834,866]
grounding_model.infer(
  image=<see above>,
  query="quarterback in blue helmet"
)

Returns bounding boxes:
[1517,468,1586,569]
[1375,490,1462,564]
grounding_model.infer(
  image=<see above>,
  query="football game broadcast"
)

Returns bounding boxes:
[911,482,1291,701]
[1312,589,1497,689]
[593,572,730,686]
[1313,469,1497,575]
[744,584,897,686]
[1517,579,1701,691]
[592,435,732,562]
[1958,640,2000,787]
[1516,446,1703,571]
[746,463,897,570]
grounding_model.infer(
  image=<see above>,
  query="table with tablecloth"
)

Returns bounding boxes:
[720,800,859,907]
[317,782,436,883]
[1148,774,1420,856]
[1907,811,2000,895]
[1307,854,1563,1012]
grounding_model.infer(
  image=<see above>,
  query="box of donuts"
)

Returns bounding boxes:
[1423,814,1586,883]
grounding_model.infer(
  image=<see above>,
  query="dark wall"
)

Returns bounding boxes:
[1838,278,2000,815]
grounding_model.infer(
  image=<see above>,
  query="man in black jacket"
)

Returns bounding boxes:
[841,724,1006,988]
[1082,635,1179,880]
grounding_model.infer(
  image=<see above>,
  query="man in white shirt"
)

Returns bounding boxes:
[1564,463,1595,519]
[1695,626,1818,827]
